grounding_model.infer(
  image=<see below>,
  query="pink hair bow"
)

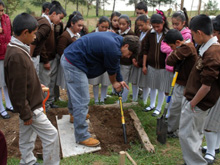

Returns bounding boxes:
[156,9,165,21]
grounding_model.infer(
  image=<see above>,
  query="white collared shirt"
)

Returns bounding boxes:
[140,31,147,41]
[66,28,80,39]
[199,36,218,57]
[151,29,162,43]
[42,14,53,26]
[118,27,131,36]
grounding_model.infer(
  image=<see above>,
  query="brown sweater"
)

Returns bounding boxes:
[184,44,220,111]
[4,40,44,121]
[167,42,198,86]
[141,28,167,69]
[57,30,77,56]
[32,17,51,58]
[120,29,135,65]
[40,26,56,63]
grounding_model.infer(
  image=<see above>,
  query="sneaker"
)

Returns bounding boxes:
[79,137,100,147]
[152,109,161,117]
[50,103,59,108]
[6,107,15,113]
[202,146,220,154]
[143,106,155,112]
[0,110,10,119]
[69,114,90,123]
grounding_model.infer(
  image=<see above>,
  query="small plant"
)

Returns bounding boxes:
[204,0,219,15]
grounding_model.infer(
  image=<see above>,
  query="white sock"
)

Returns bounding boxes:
[93,85,99,103]
[215,132,220,150]
[150,89,157,108]
[132,84,138,101]
[205,131,217,157]
[3,86,12,108]
[0,88,6,115]
[100,85,108,102]
[155,91,165,111]
[142,87,150,105]
[122,87,129,102]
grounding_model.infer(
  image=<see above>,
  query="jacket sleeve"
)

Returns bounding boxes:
[57,35,72,56]
[161,41,172,54]
[32,23,51,45]
[6,56,33,121]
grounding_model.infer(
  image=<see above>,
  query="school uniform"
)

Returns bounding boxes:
[32,16,51,75]
[179,37,220,165]
[4,36,60,165]
[56,28,80,89]
[118,28,135,102]
[38,14,58,108]
[166,41,198,133]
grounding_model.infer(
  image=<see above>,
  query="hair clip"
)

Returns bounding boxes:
[156,9,165,21]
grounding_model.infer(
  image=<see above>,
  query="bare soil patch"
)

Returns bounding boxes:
[1,105,138,158]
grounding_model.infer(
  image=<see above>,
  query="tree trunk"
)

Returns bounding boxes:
[198,0,202,14]
[180,0,184,10]
[76,0,79,11]
[190,0,194,16]
[96,0,99,17]
[87,2,89,17]
[112,0,116,12]
[103,0,105,16]
[133,0,137,16]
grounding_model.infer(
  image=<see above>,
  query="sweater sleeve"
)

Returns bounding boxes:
[161,41,172,54]
[57,35,71,56]
[32,23,51,45]
[6,57,33,121]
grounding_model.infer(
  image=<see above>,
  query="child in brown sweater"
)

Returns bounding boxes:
[178,14,220,165]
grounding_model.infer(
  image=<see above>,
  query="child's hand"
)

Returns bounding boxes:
[142,66,147,75]
[0,27,3,33]
[132,59,139,67]
[24,118,33,125]
[190,101,196,112]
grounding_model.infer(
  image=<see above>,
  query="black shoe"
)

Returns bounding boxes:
[167,132,178,138]
[6,107,15,113]
[204,153,215,165]
[50,103,59,108]
[0,111,10,119]
[33,163,40,165]
[202,146,220,154]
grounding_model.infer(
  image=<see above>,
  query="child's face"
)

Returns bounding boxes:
[172,17,185,31]
[168,43,178,50]
[98,21,109,32]
[213,30,220,42]
[25,28,38,45]
[135,9,147,17]
[152,23,164,34]
[119,18,129,32]
[71,20,84,34]
[137,20,150,32]
[121,44,132,58]
[191,30,203,45]
[0,5,4,20]
[51,12,63,25]
[111,16,119,29]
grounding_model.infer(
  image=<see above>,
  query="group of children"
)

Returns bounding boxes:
[0,0,219,164]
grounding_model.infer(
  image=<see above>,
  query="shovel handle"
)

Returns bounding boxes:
[119,96,127,144]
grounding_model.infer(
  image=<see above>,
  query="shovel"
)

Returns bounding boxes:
[116,89,127,144]
[156,61,183,144]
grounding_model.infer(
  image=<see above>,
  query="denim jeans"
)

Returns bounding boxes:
[61,55,91,142]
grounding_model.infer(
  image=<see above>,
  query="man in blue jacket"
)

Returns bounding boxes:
[61,32,139,147]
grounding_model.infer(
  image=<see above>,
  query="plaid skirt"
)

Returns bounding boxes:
[0,61,6,87]
[129,65,142,85]
[88,72,110,86]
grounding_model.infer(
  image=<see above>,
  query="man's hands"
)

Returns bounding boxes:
[113,81,129,93]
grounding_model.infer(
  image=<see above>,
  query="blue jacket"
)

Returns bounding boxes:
[64,32,123,81]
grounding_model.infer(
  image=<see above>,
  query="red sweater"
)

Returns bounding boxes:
[0,14,11,60]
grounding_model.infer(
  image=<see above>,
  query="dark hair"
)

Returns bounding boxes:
[110,11,121,21]
[49,4,66,16]
[172,7,189,27]
[213,15,220,32]
[64,12,83,30]
[135,1,148,12]
[98,16,110,25]
[42,2,52,12]
[151,11,169,32]
[122,35,140,56]
[51,0,61,6]
[136,14,149,23]
[119,14,131,27]
[0,0,4,7]
[13,13,38,36]
[189,14,213,35]
[163,29,184,44]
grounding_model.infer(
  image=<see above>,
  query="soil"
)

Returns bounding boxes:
[0,105,138,158]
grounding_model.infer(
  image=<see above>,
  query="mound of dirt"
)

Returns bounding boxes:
[0,105,138,158]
